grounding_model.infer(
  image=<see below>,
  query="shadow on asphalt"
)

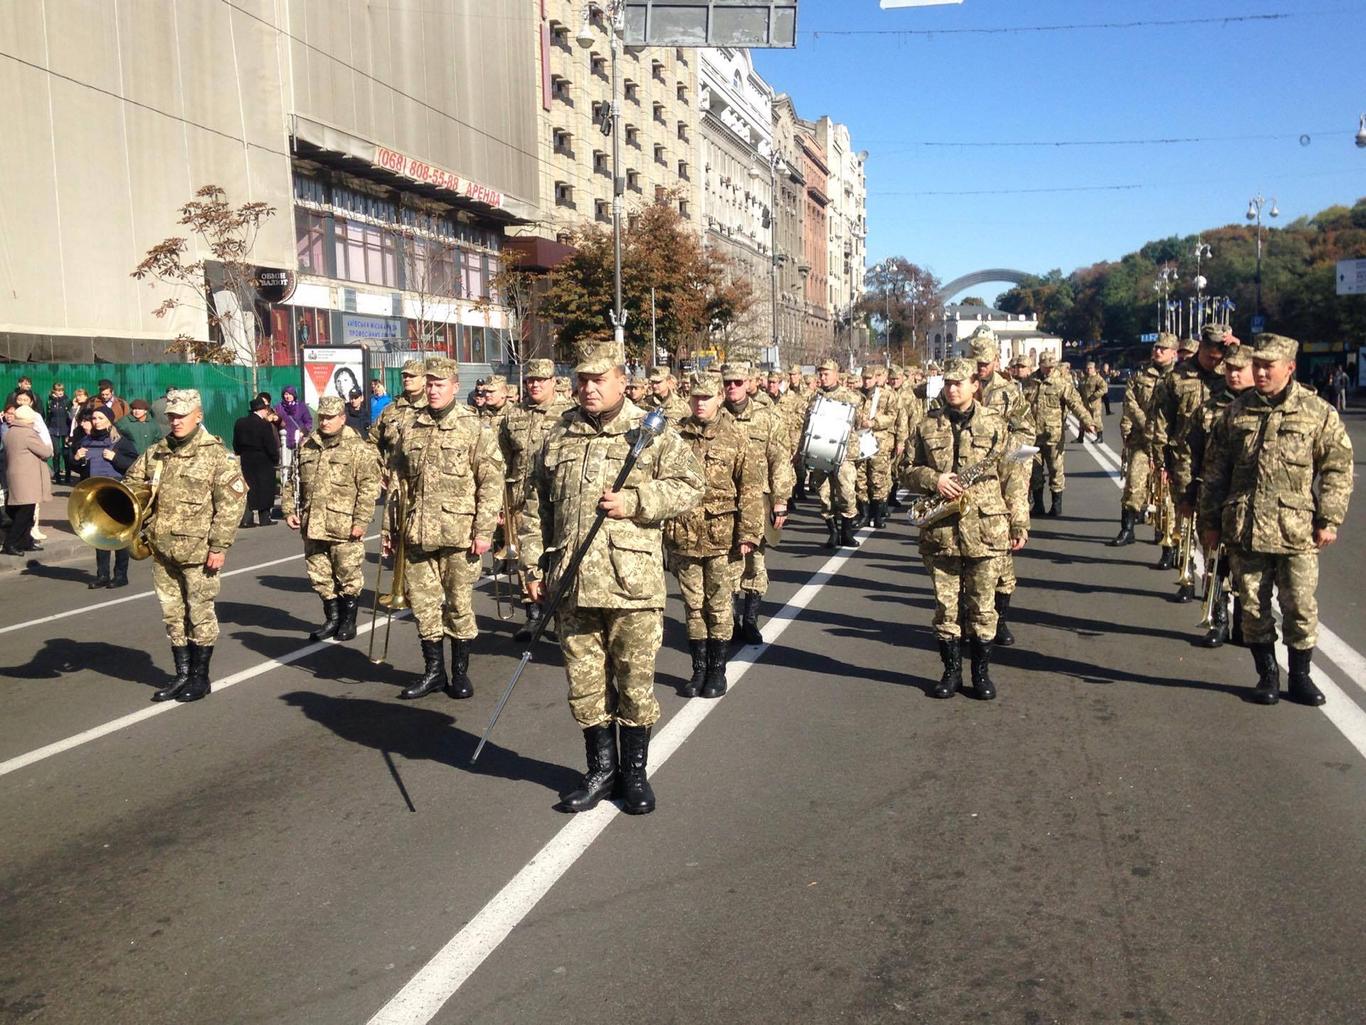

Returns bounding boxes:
[759,634,936,696]
[2,638,168,687]
[278,691,578,796]
[254,573,315,594]
[15,560,92,584]
[1002,647,1253,700]
[218,599,313,633]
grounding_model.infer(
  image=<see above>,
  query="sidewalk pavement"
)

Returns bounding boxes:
[1,480,91,578]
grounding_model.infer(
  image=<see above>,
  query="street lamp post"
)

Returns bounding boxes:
[577,3,627,351]
[1153,264,1178,333]
[1191,239,1212,334]
[1246,193,1279,319]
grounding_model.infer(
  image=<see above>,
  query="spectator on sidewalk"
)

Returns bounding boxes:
[233,396,280,527]
[75,406,139,587]
[116,399,162,454]
[10,390,51,541]
[1333,365,1350,412]
[3,404,52,557]
[370,377,392,422]
[96,379,129,422]
[70,409,95,481]
[275,385,312,503]
[46,381,73,483]
[6,375,34,406]
[344,386,369,435]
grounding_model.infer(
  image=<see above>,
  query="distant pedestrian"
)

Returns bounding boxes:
[1333,365,1349,411]
[76,407,139,587]
[369,378,392,421]
[45,381,73,483]
[96,379,129,422]
[3,404,53,557]
[233,397,281,527]
[344,387,369,435]
[116,399,162,454]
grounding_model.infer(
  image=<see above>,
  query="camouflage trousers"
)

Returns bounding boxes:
[557,603,663,729]
[923,552,1001,642]
[996,550,1016,596]
[1120,443,1152,514]
[151,555,222,646]
[1087,399,1104,430]
[854,447,892,504]
[672,552,740,640]
[1228,546,1320,649]
[1030,436,1067,494]
[809,457,857,519]
[403,545,481,642]
[304,538,365,599]
[733,539,769,596]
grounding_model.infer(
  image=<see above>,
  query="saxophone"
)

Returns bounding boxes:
[907,444,1031,528]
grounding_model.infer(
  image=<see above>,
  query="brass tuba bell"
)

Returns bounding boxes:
[67,477,155,560]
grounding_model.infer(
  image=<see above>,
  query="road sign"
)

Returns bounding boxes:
[624,1,798,47]
[1336,258,1366,296]
[1250,315,1267,334]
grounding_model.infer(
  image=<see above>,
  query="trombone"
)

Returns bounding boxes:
[490,479,523,621]
[1174,514,1196,596]
[367,475,411,665]
[1198,544,1226,627]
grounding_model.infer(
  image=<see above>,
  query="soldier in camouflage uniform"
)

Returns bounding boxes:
[369,358,427,468]
[520,342,703,815]
[1108,333,1177,547]
[1077,362,1108,443]
[626,374,649,406]
[746,366,774,408]
[667,373,764,698]
[1199,333,1354,705]
[969,329,1036,647]
[1020,350,1096,516]
[1150,322,1227,591]
[853,365,896,529]
[721,362,794,643]
[904,358,1029,700]
[392,357,504,702]
[123,389,247,703]
[803,357,863,549]
[780,364,810,503]
[645,366,691,422]
[285,395,381,643]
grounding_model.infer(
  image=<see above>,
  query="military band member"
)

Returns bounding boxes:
[500,358,575,641]
[369,358,428,466]
[520,343,703,815]
[645,366,690,421]
[626,374,650,405]
[476,374,512,430]
[1077,361,1108,443]
[780,364,810,502]
[122,389,247,703]
[1199,334,1354,706]
[1108,333,1177,547]
[1021,350,1096,516]
[667,373,763,697]
[391,357,504,701]
[747,367,774,408]
[722,362,794,643]
[285,396,381,642]
[804,358,863,549]
[904,358,1029,700]
[854,365,897,528]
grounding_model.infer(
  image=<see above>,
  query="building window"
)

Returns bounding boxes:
[595,199,610,223]
[551,75,571,104]
[675,47,687,64]
[676,82,687,102]
[295,209,328,276]
[654,144,666,166]
[626,169,641,192]
[550,22,570,50]
[293,172,328,205]
[552,128,573,157]
[591,53,607,79]
[653,101,665,124]
[624,79,639,103]
[655,185,667,203]
[625,124,640,147]
[678,160,689,181]
[554,181,574,207]
[462,252,489,300]
[679,199,690,218]
[593,150,610,176]
[591,101,609,128]
[333,217,397,288]
[651,59,665,82]
[676,121,688,142]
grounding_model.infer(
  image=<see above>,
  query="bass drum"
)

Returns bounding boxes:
[800,395,855,474]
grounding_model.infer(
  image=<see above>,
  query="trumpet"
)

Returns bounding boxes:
[1154,470,1177,547]
[1198,544,1226,627]
[367,476,411,665]
[1174,514,1196,598]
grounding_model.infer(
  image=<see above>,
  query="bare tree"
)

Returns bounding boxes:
[487,252,537,388]
[398,227,461,356]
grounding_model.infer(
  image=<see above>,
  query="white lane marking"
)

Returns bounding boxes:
[0,534,382,637]
[0,612,408,778]
[363,534,870,1025]
[1276,656,1366,761]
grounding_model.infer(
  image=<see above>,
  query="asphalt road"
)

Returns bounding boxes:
[2,404,1364,1025]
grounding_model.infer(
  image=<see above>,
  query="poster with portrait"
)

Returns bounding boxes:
[302,346,369,411]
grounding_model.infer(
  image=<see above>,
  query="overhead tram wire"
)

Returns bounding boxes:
[871,165,1366,198]
[800,9,1347,39]
[866,130,1343,152]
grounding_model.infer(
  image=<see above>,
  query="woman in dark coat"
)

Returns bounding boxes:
[74,405,139,586]
[232,397,281,527]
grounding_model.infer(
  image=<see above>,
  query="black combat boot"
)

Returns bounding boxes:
[399,638,447,699]
[887,486,903,510]
[1249,643,1280,705]
[176,644,213,702]
[514,603,542,643]
[682,639,707,698]
[701,638,729,698]
[239,511,255,528]
[310,597,340,641]
[617,725,656,815]
[89,570,110,589]
[1287,648,1325,706]
[1107,509,1136,547]
[559,724,618,813]
[969,636,997,700]
[1048,491,1063,517]
[871,499,887,529]
[334,594,359,641]
[1155,546,1175,571]
[855,500,867,527]
[1198,596,1229,648]
[446,639,474,699]
[839,516,860,549]
[1230,598,1245,646]
[152,645,193,702]
[933,639,962,699]
[1174,581,1195,604]
[110,565,129,588]
[993,592,1015,646]
[1096,429,1105,444]
[739,592,764,645]
[258,508,274,526]
[823,518,839,550]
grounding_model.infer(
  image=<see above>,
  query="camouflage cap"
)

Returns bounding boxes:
[524,358,556,379]
[1200,322,1231,346]
[1178,336,1199,355]
[1154,332,1178,350]
[967,326,1000,361]
[941,357,973,382]
[1009,353,1031,368]
[887,365,904,378]
[400,358,426,376]
[317,395,345,417]
[719,362,750,381]
[861,365,879,380]
[816,358,840,372]
[1252,332,1298,362]
[687,372,722,397]
[926,360,941,373]
[1222,343,1254,369]
[424,356,459,379]
[628,374,647,387]
[787,363,804,375]
[483,374,508,391]
[1038,350,1059,367]
[647,366,670,383]
[164,388,202,415]
[766,370,783,382]
[575,340,624,375]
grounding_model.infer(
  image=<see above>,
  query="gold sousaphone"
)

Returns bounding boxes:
[67,477,155,560]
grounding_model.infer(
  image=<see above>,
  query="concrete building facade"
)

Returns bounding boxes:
[795,122,832,360]
[770,95,808,364]
[927,303,1063,367]
[815,116,867,357]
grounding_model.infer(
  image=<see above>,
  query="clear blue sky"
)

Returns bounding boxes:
[751,0,1366,298]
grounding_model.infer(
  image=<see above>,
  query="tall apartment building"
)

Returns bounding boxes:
[795,120,832,359]
[527,0,701,244]
[815,117,868,352]
[771,94,808,362]
[1,0,538,374]
[697,47,774,354]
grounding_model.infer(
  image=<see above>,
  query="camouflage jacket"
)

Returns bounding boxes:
[1078,372,1108,406]
[1198,380,1354,554]
[857,387,898,443]
[1119,362,1169,448]
[751,389,774,409]
[774,389,808,451]
[368,393,426,468]
[726,396,796,503]
[904,403,1029,557]
[283,425,381,542]
[643,391,691,424]
[1150,360,1225,479]
[519,398,704,609]
[1021,367,1095,440]
[396,403,504,550]
[123,427,247,565]
[500,396,575,489]
[1175,386,1248,508]
[893,385,926,451]
[664,411,764,557]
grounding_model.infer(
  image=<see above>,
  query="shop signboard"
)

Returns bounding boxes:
[302,345,368,409]
[624,1,798,47]
[342,314,403,346]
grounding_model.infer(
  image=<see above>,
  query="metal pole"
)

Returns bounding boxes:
[769,155,780,364]
[1255,215,1264,318]
[609,4,626,349]
[650,286,657,368]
